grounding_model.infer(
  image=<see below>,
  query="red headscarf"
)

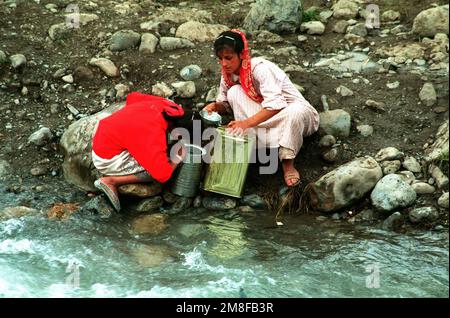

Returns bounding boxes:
[221,29,264,104]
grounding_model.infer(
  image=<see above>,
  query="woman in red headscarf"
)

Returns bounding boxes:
[203,29,319,187]
[91,92,186,211]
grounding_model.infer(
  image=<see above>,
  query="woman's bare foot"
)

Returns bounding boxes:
[282,159,301,187]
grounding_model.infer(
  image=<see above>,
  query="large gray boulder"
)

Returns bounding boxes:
[308,156,383,213]
[371,174,417,212]
[412,5,449,37]
[243,0,303,34]
[60,103,125,192]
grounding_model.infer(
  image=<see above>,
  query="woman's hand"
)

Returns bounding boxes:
[203,102,217,114]
[227,120,250,135]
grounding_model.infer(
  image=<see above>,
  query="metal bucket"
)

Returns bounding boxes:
[171,144,206,198]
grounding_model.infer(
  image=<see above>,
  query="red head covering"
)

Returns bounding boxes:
[221,29,264,104]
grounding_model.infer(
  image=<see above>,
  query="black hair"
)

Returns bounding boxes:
[214,31,244,57]
[163,109,194,129]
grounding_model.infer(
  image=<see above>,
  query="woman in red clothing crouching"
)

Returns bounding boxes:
[91,92,187,211]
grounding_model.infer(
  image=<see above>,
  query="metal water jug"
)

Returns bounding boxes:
[203,127,255,198]
[171,144,206,198]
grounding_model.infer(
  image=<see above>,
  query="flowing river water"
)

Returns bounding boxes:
[0,184,448,298]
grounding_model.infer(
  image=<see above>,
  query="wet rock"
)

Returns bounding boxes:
[47,203,79,220]
[236,206,256,213]
[412,182,435,194]
[243,0,303,34]
[89,58,120,77]
[371,174,417,212]
[30,166,47,176]
[0,160,12,179]
[319,109,351,138]
[409,207,439,223]
[380,160,401,175]
[180,65,202,81]
[300,21,325,35]
[419,83,437,107]
[28,127,53,146]
[10,54,26,69]
[438,192,449,209]
[178,224,204,238]
[176,21,228,42]
[193,196,203,208]
[330,213,341,220]
[356,124,373,137]
[308,156,382,213]
[381,10,400,22]
[131,214,168,235]
[78,196,115,218]
[412,5,449,37]
[131,244,173,267]
[319,135,336,147]
[118,183,162,198]
[429,164,449,189]
[402,157,422,173]
[139,33,159,55]
[353,209,379,222]
[109,30,141,51]
[136,196,163,213]
[322,148,339,163]
[159,37,195,50]
[171,81,195,98]
[424,120,448,162]
[241,194,267,209]
[333,0,358,19]
[375,147,404,162]
[169,197,193,214]
[162,190,179,204]
[60,102,125,191]
[0,206,38,221]
[382,212,403,231]
[203,196,237,210]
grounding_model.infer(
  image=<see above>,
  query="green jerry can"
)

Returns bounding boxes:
[203,126,255,198]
